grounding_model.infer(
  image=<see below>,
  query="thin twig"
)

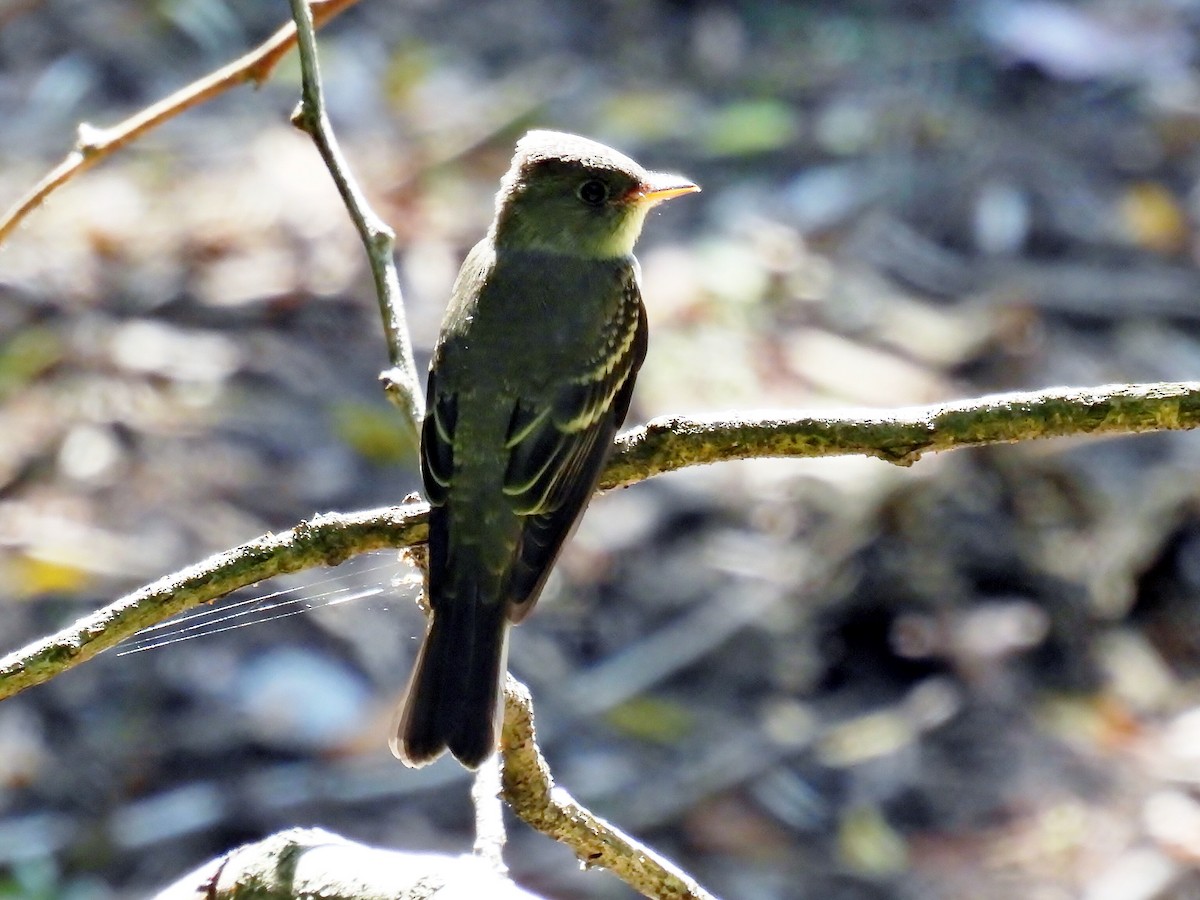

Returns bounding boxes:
[286,0,424,439]
[0,0,360,247]
[4,382,1200,703]
[472,755,509,870]
[501,678,722,900]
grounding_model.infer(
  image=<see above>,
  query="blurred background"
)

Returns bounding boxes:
[6,0,1200,897]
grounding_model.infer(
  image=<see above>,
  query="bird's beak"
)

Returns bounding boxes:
[635,173,701,205]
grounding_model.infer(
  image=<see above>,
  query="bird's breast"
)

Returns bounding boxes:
[466,251,634,368]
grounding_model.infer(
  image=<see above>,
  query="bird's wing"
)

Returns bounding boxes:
[498,280,648,621]
[420,367,456,510]
[418,366,457,583]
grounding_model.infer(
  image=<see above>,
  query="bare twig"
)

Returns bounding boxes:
[286,0,424,439]
[0,0,360,247]
[5,381,1200,703]
[472,755,509,870]
[500,678,721,900]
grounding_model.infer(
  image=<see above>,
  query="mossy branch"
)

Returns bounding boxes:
[500,678,719,900]
[5,380,1198,703]
[0,505,427,702]
[152,827,540,900]
[603,380,1200,484]
[5,380,1197,900]
[150,684,718,900]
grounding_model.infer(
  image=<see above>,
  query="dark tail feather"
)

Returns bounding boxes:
[390,594,509,769]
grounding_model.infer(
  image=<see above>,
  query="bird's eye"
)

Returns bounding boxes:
[577,179,609,206]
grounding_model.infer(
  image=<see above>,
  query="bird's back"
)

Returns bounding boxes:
[428,245,645,616]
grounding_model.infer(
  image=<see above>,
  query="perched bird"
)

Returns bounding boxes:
[391,130,699,768]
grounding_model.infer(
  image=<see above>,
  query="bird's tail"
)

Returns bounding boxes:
[390,589,509,769]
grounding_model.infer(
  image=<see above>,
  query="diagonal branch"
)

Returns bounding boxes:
[501,678,721,900]
[3,381,1200,703]
[0,0,360,246]
[0,505,427,702]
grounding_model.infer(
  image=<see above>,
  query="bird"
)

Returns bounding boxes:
[391,130,699,769]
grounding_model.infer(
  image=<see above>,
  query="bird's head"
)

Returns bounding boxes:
[490,131,698,259]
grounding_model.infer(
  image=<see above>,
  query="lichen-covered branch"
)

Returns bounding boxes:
[500,679,721,900]
[0,0,360,246]
[152,827,540,900]
[286,0,425,441]
[601,381,1200,487]
[5,381,1200,704]
[0,505,426,702]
